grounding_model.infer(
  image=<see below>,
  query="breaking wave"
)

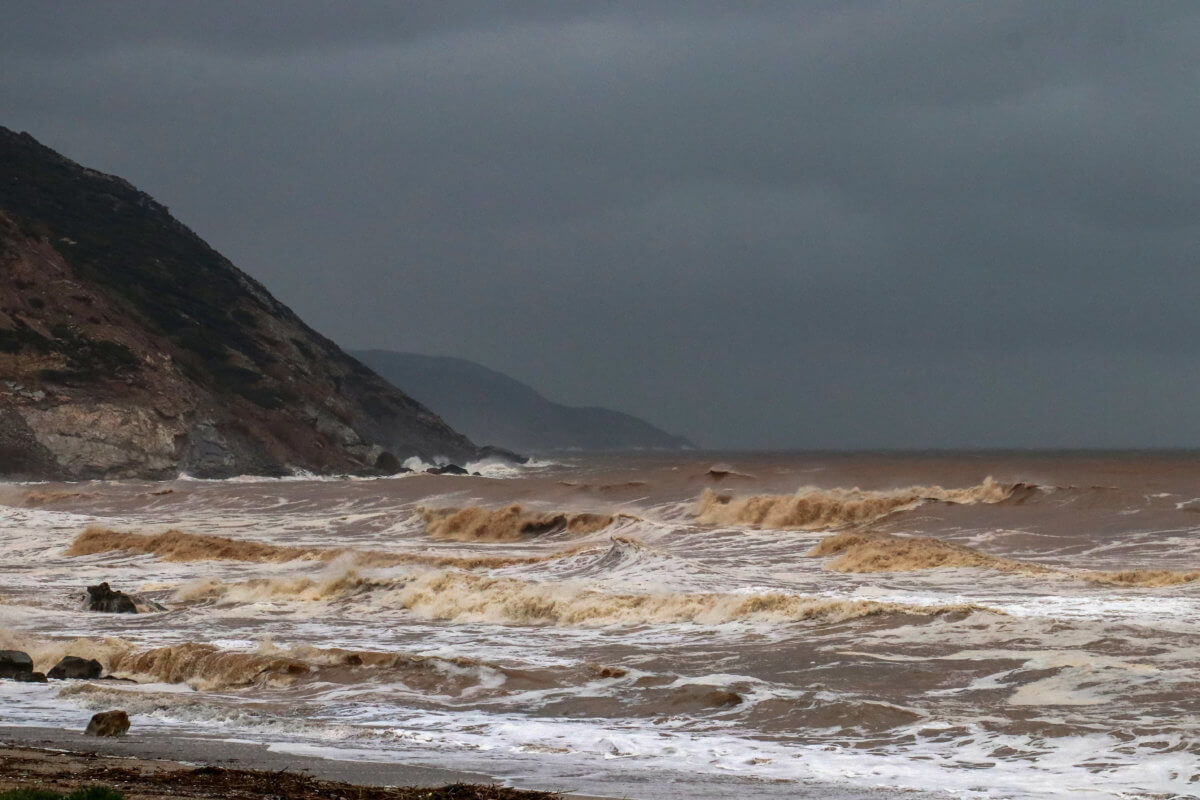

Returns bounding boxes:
[705,464,756,481]
[108,642,311,690]
[808,532,1046,575]
[420,504,617,542]
[808,532,1200,587]
[695,477,1035,530]
[174,569,391,605]
[109,641,510,692]
[1079,568,1200,588]
[177,565,995,626]
[68,526,327,563]
[0,629,131,674]
[386,571,995,625]
[66,527,576,570]
[0,630,511,692]
[21,489,93,506]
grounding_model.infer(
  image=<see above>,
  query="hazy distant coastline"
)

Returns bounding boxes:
[354,349,691,453]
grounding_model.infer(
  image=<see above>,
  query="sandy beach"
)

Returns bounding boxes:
[0,724,939,800]
[0,727,560,800]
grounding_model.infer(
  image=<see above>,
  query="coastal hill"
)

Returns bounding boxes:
[0,126,477,479]
[353,350,692,453]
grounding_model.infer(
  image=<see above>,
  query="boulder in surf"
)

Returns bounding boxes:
[86,582,138,613]
[0,650,41,681]
[48,655,104,680]
[85,710,130,737]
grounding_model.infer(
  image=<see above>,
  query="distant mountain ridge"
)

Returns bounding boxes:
[0,126,478,479]
[353,350,692,453]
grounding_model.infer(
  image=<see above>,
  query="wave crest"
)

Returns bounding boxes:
[390,571,993,625]
[420,505,616,542]
[109,642,311,690]
[67,527,575,570]
[22,489,92,506]
[808,531,1200,587]
[1,630,513,692]
[68,527,326,563]
[808,532,1041,574]
[695,477,1032,530]
[178,566,994,626]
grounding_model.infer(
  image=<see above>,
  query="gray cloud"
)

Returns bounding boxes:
[4,1,1200,448]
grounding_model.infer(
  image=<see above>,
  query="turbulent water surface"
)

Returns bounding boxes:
[3,452,1200,799]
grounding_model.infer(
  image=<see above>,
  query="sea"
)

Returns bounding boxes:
[3,451,1199,799]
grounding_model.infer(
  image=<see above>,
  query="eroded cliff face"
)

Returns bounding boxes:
[0,127,477,479]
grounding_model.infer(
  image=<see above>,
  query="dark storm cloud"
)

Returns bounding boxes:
[4,2,1200,448]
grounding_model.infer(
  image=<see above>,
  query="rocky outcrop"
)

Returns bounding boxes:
[0,126,481,479]
[0,649,33,676]
[47,655,103,680]
[85,582,138,613]
[0,649,45,682]
[427,463,469,475]
[85,710,130,737]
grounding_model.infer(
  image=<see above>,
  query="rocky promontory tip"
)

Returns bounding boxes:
[0,126,485,479]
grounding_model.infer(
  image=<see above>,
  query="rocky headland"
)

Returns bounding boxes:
[0,127,481,479]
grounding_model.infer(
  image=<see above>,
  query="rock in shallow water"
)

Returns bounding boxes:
[0,649,34,679]
[86,582,138,613]
[15,671,47,682]
[48,655,103,680]
[85,709,130,737]
[427,463,469,475]
[0,650,45,682]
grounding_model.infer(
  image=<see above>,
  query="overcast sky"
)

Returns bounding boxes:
[4,2,1200,449]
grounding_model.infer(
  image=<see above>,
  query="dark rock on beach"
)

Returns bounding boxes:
[86,582,138,613]
[47,655,104,680]
[85,709,130,737]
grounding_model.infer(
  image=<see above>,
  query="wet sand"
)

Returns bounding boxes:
[0,727,568,799]
[0,725,485,786]
[0,726,936,800]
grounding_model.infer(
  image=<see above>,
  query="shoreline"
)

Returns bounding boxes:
[0,726,598,799]
[0,725,948,800]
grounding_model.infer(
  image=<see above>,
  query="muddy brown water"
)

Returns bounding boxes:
[3,452,1200,798]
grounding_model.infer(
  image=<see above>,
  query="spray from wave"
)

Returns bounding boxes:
[695,477,1034,530]
[0,629,131,674]
[66,527,579,569]
[420,504,617,542]
[808,532,1200,587]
